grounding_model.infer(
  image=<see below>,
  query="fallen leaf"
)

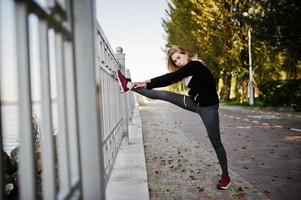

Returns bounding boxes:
[236,186,243,192]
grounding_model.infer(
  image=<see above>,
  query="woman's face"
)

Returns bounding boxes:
[171,52,188,67]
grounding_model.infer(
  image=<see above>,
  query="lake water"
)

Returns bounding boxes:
[1,102,58,154]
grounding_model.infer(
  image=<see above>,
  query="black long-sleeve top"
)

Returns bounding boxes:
[146,60,219,106]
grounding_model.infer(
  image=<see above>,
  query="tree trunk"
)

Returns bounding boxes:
[220,73,232,101]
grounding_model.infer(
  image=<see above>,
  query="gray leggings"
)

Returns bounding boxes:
[133,88,228,175]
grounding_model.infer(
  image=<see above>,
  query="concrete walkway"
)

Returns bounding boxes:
[106,106,149,200]
[105,103,269,200]
[141,101,270,200]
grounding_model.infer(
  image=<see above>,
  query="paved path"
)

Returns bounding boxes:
[140,101,301,200]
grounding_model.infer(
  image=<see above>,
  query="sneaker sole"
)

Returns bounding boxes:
[218,181,231,190]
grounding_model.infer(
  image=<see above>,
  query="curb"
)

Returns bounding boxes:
[106,106,149,200]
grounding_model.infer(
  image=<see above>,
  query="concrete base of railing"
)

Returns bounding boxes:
[136,95,148,106]
[106,106,149,200]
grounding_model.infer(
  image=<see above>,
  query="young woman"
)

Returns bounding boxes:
[117,46,231,189]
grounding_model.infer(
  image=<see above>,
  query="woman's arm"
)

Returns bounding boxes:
[146,63,195,89]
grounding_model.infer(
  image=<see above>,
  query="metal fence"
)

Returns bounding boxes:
[95,23,135,181]
[0,0,134,199]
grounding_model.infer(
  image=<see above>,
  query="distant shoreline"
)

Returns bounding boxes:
[1,99,58,105]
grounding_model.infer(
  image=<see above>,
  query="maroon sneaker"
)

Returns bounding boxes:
[217,174,231,190]
[116,69,133,92]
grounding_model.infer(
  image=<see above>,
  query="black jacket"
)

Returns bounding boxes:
[146,60,219,106]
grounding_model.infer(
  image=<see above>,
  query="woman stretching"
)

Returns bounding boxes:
[116,46,231,190]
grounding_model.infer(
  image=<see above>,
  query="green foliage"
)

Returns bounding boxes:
[245,0,301,79]
[162,0,301,106]
[222,98,264,107]
[258,80,301,110]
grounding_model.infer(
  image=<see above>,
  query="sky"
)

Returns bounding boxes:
[96,0,169,81]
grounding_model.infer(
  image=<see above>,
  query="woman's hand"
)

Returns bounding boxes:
[133,79,150,89]
[133,82,146,88]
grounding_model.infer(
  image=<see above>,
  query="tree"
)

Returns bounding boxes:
[162,0,301,103]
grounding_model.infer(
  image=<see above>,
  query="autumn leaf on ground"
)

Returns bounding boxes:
[235,186,243,192]
[168,159,174,164]
[283,154,289,160]
[197,186,204,192]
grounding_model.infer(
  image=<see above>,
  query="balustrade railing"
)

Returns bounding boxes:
[0,0,134,199]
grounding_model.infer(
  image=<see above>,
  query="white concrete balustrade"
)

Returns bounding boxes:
[0,0,134,199]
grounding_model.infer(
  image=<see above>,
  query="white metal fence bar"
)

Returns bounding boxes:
[0,0,4,196]
[62,0,82,188]
[54,32,71,197]
[64,40,81,189]
[38,18,56,200]
[72,0,106,199]
[15,2,37,199]
[0,107,3,200]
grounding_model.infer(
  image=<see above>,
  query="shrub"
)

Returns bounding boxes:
[258,79,301,110]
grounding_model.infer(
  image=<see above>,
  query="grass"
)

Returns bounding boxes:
[221,98,265,107]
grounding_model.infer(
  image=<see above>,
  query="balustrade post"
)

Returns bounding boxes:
[115,47,130,144]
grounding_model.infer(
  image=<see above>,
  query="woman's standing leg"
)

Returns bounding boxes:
[197,105,229,175]
[133,88,228,173]
[133,87,231,189]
